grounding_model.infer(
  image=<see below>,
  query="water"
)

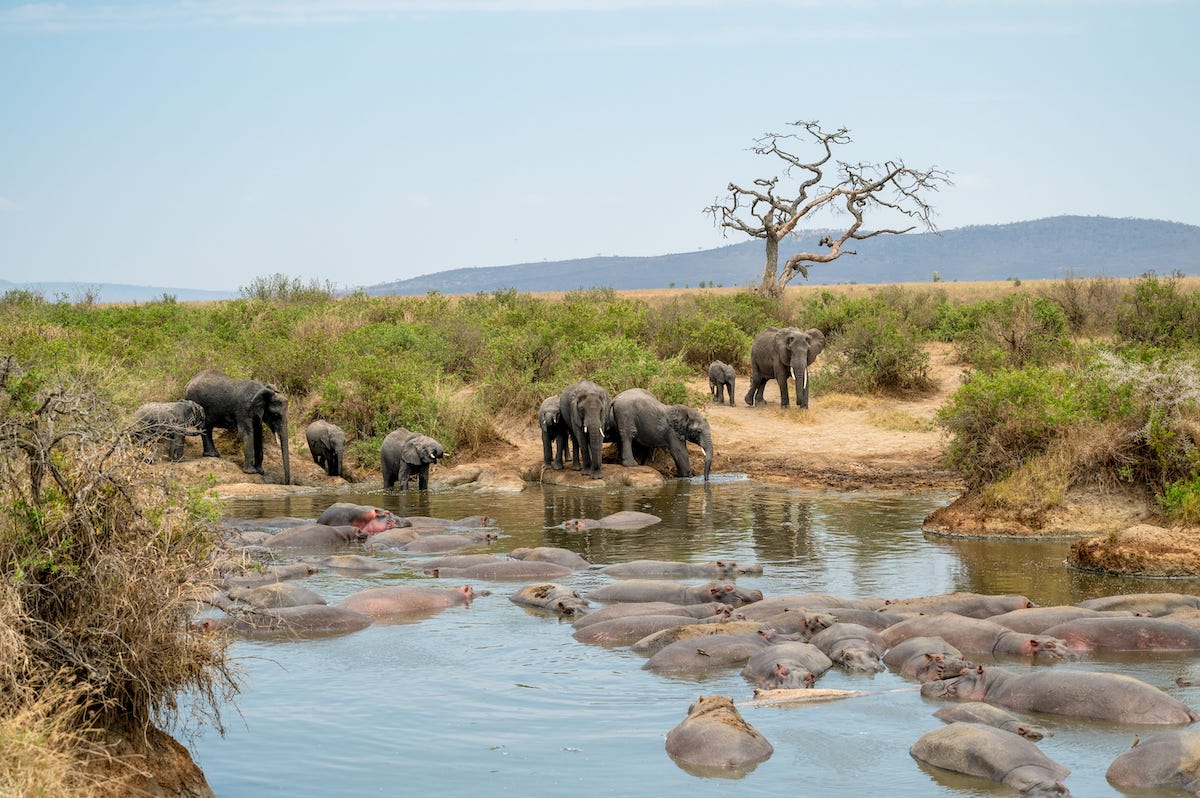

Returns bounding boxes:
[187,478,1200,797]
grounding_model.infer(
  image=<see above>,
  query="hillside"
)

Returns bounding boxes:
[367,215,1200,295]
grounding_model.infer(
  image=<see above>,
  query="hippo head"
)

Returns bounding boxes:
[920,665,991,701]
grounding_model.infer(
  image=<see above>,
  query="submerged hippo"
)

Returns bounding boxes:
[808,622,887,673]
[315,503,410,535]
[1040,616,1200,652]
[507,546,591,570]
[587,580,762,607]
[665,695,773,774]
[1077,592,1200,616]
[642,632,773,675]
[563,511,662,532]
[219,562,317,589]
[756,608,837,639]
[882,636,974,683]
[987,605,1136,634]
[632,620,771,656]
[194,605,372,638]
[737,593,883,620]
[337,585,475,619]
[933,702,1049,741]
[922,665,1200,725]
[1106,728,1200,793]
[426,558,573,581]
[599,559,763,579]
[396,530,500,554]
[882,591,1035,619]
[881,613,1072,662]
[261,523,364,552]
[227,581,327,609]
[572,614,706,647]
[571,601,728,630]
[304,554,394,573]
[910,722,1071,797]
[510,583,591,616]
[741,642,833,690]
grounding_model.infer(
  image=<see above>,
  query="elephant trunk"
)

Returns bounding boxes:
[701,430,713,482]
[588,427,603,475]
[273,416,291,484]
[794,362,810,409]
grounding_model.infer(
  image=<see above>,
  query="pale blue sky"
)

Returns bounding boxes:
[1,0,1197,292]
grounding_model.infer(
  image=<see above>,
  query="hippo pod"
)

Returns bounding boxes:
[881,612,1073,662]
[808,622,887,673]
[741,642,833,690]
[665,695,773,775]
[882,636,974,683]
[194,605,372,638]
[910,722,1071,797]
[587,579,763,607]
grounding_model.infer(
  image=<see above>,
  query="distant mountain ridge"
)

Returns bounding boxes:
[0,279,237,304]
[366,216,1200,295]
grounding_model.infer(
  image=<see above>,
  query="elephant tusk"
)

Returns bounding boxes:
[803,368,808,391]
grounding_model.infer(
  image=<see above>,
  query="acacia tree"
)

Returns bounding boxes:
[705,120,952,296]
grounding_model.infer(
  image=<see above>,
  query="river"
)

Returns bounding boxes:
[188,477,1200,797]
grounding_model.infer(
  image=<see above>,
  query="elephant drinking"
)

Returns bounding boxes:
[745,326,826,409]
[559,380,612,480]
[381,427,445,490]
[611,388,712,481]
[184,369,291,483]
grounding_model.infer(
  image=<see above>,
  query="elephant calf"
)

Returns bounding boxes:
[132,400,206,462]
[708,361,736,406]
[538,395,575,470]
[306,420,347,478]
[381,427,445,490]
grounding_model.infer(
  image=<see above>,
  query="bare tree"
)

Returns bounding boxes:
[705,120,952,296]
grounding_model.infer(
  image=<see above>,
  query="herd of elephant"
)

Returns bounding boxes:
[129,326,825,489]
[200,502,1200,794]
[130,369,444,490]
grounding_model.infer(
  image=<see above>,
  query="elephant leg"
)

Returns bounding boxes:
[569,432,583,471]
[239,422,263,474]
[200,427,220,457]
[553,431,567,470]
[666,435,693,478]
[796,366,810,409]
[774,367,792,409]
[382,460,397,489]
[541,429,554,468]
[417,464,430,491]
[397,462,412,491]
[168,433,185,462]
[744,377,764,406]
[618,424,638,467]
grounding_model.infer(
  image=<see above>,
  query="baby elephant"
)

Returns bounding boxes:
[708,361,736,406]
[305,419,347,478]
[132,400,206,462]
[381,427,446,490]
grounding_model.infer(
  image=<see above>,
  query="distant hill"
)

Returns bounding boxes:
[0,279,238,304]
[365,216,1200,295]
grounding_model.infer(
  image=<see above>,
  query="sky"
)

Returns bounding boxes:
[1,0,1198,293]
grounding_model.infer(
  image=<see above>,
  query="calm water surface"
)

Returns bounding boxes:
[189,478,1200,797]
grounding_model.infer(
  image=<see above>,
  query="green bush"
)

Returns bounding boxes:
[950,294,1072,372]
[1160,476,1200,524]
[819,305,931,396]
[1115,270,1200,346]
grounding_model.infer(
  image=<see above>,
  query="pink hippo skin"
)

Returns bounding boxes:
[880,612,1072,662]
[1077,592,1200,616]
[910,722,1071,797]
[509,582,591,616]
[587,579,763,607]
[921,665,1200,725]
[316,503,410,535]
[337,584,474,619]
[665,695,773,775]
[882,636,974,683]
[881,591,1035,619]
[808,622,888,673]
[741,642,833,689]
[933,702,1049,741]
[1040,616,1200,652]
[642,632,773,675]
[598,559,763,579]
[1106,728,1200,793]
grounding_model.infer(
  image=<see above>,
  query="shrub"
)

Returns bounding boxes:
[951,294,1072,372]
[1041,271,1122,335]
[1160,477,1200,524]
[1115,270,1200,346]
[819,305,932,396]
[239,273,336,303]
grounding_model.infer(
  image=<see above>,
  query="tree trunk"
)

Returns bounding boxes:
[758,234,781,297]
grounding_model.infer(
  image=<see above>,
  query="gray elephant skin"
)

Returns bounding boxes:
[559,380,612,479]
[184,369,291,483]
[381,427,445,490]
[611,387,712,481]
[708,360,736,406]
[305,419,346,478]
[132,399,206,462]
[744,326,826,409]
[538,395,575,470]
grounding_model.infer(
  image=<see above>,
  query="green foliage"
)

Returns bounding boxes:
[1160,476,1200,524]
[819,304,932,396]
[239,273,336,303]
[948,294,1073,372]
[1115,270,1200,346]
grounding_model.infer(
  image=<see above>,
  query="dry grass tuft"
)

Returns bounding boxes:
[867,410,937,433]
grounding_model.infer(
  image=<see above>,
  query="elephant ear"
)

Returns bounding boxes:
[805,328,827,364]
[400,437,421,465]
[665,406,691,440]
[250,386,273,417]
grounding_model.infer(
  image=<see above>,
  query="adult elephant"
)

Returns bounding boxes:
[559,380,612,479]
[744,326,826,409]
[305,420,346,478]
[380,427,445,490]
[184,370,291,483]
[611,388,712,481]
[131,399,206,462]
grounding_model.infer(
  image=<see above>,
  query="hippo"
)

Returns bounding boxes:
[404,515,493,531]
[194,605,372,638]
[736,593,883,620]
[881,591,1035,619]
[933,702,1049,741]
[910,722,1071,797]
[261,523,364,551]
[571,601,728,630]
[396,530,500,554]
[741,642,833,690]
[337,584,475,619]
[642,632,773,675]
[808,622,887,672]
[987,605,1136,634]
[1040,616,1200,652]
[1106,728,1200,793]
[219,562,318,589]
[664,695,773,775]
[756,609,837,639]
[882,636,974,683]
[562,511,662,532]
[426,558,573,581]
[507,546,591,570]
[304,554,394,573]
[826,606,907,631]
[880,612,1072,662]
[361,527,422,552]
[1077,592,1200,616]
[572,614,708,647]
[587,580,763,607]
[315,503,410,535]
[227,582,327,609]
[406,554,499,572]
[509,583,590,616]
[598,559,764,579]
[631,620,773,656]
[922,665,1200,725]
